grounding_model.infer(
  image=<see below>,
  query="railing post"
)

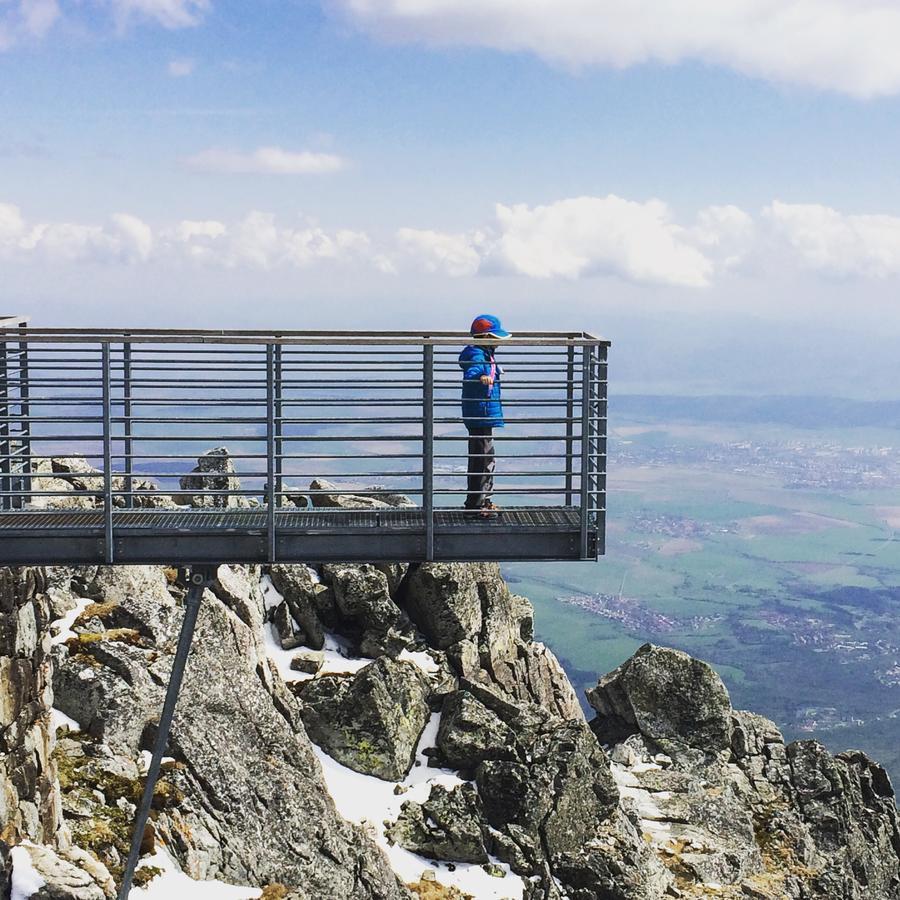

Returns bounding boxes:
[274,342,284,505]
[17,323,31,509]
[0,335,10,512]
[595,342,608,558]
[102,343,114,563]
[266,343,277,563]
[123,339,133,508]
[423,343,434,562]
[579,343,592,559]
[564,341,575,507]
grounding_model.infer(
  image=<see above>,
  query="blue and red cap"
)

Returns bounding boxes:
[470,314,511,340]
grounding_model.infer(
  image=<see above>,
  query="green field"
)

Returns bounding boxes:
[505,420,900,783]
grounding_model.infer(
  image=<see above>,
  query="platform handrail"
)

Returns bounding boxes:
[0,319,608,562]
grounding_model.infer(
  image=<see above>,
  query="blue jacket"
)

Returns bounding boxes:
[459,345,504,430]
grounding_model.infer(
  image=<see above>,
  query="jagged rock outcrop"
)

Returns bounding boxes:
[321,564,416,658]
[401,563,582,720]
[269,564,329,649]
[387,783,489,865]
[29,460,95,511]
[19,843,113,900]
[409,679,626,894]
[0,567,63,846]
[590,642,900,899]
[297,657,431,781]
[310,479,415,510]
[177,447,247,508]
[52,567,179,754]
[49,565,411,898]
[29,458,174,511]
[0,841,11,898]
[588,642,733,757]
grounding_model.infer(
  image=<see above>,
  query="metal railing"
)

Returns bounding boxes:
[0,320,609,561]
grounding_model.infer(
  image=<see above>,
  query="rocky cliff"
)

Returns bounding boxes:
[1,459,898,900]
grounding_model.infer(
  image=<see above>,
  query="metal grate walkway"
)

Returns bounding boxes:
[0,506,590,564]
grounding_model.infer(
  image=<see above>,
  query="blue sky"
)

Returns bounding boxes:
[2,1,900,396]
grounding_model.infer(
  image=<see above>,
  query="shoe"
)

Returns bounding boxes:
[479,502,500,519]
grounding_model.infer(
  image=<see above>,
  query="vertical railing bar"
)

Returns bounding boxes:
[0,336,10,511]
[579,344,592,559]
[17,323,31,509]
[274,342,283,503]
[564,341,575,507]
[123,338,133,507]
[423,343,434,561]
[596,343,608,557]
[102,343,114,562]
[266,343,277,562]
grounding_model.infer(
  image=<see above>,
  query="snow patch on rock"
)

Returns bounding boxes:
[313,713,525,900]
[10,844,46,900]
[50,594,94,645]
[131,846,262,899]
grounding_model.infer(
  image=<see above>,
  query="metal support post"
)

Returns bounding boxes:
[423,344,434,561]
[17,323,31,509]
[102,343,114,562]
[274,342,284,504]
[123,340,133,508]
[564,342,575,507]
[266,344,277,563]
[595,344,608,558]
[117,566,214,900]
[579,344,592,559]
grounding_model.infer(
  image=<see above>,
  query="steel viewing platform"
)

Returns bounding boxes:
[1,315,610,898]
[0,317,608,565]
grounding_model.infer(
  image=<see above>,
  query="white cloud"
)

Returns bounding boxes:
[331,0,900,98]
[174,219,226,241]
[223,212,367,268]
[484,196,714,286]
[184,146,346,175]
[690,204,756,271]
[167,57,196,77]
[166,212,376,270]
[396,227,483,277]
[8,197,900,288]
[764,200,900,278]
[111,212,154,261]
[0,206,154,263]
[0,202,27,241]
[108,0,209,29]
[0,0,60,50]
[0,0,206,50]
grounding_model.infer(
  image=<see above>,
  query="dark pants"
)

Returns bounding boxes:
[465,427,495,509]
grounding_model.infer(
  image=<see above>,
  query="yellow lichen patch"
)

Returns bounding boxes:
[260,886,290,900]
[132,866,163,888]
[753,803,819,883]
[72,650,102,668]
[67,628,145,648]
[73,601,120,627]
[407,879,474,900]
[52,732,182,883]
[164,567,179,585]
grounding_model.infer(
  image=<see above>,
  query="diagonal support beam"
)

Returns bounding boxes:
[117,564,216,900]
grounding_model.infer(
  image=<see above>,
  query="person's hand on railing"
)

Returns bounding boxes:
[479,375,494,387]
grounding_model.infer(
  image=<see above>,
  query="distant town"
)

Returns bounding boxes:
[614,437,900,491]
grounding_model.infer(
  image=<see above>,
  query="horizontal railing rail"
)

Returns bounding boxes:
[0,321,608,562]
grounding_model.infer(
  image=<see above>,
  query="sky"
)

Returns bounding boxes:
[2,0,900,398]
